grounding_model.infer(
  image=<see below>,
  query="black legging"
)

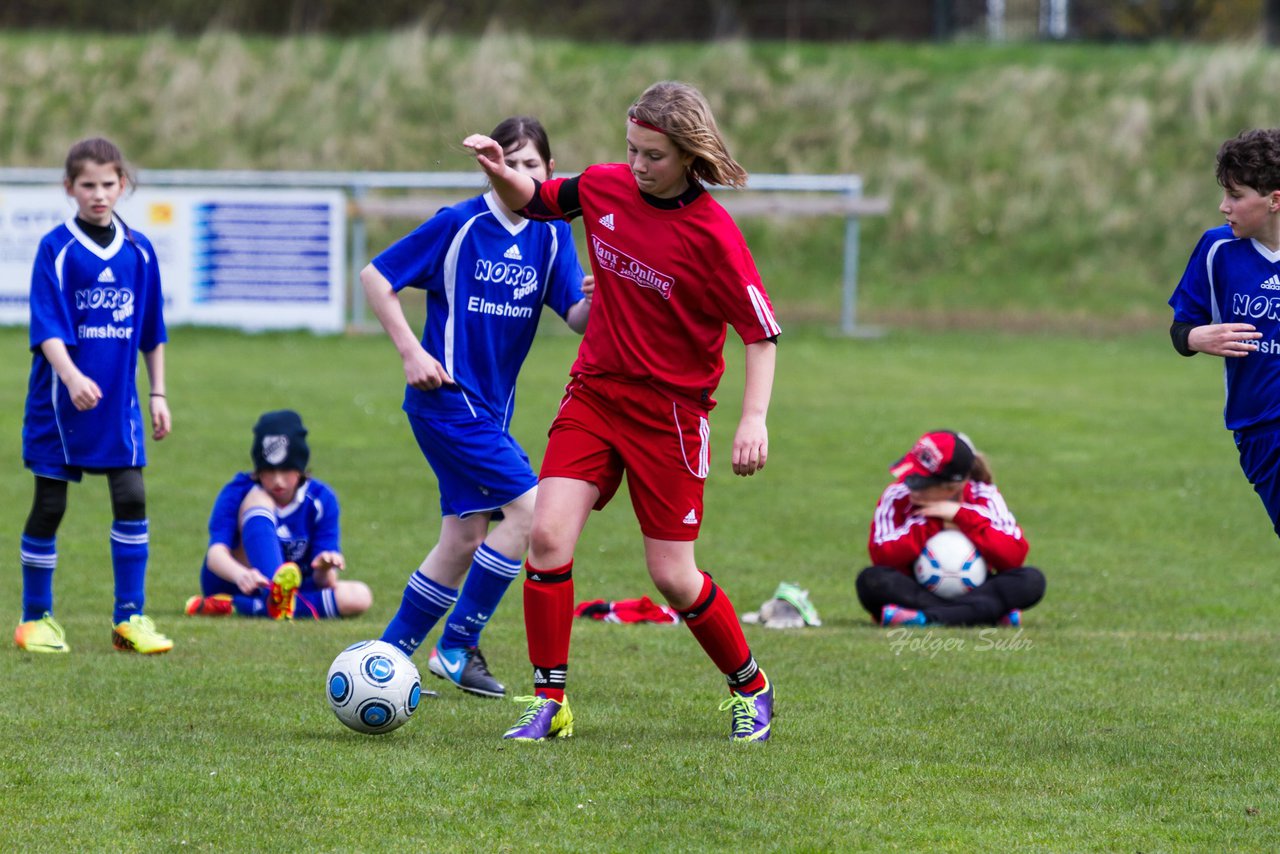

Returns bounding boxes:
[856,564,1046,626]
[23,469,147,538]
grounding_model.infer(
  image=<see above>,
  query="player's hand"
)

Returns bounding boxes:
[66,372,102,411]
[581,275,595,303]
[1189,322,1262,357]
[731,414,768,476]
[238,567,270,595]
[312,551,345,573]
[404,345,454,391]
[462,134,505,178]
[916,500,961,521]
[149,396,171,440]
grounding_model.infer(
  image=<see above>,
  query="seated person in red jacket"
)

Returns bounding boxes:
[857,430,1045,627]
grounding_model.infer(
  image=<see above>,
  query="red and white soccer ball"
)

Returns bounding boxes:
[914,530,988,599]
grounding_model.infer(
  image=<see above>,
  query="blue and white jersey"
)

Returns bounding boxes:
[371,192,585,426]
[23,215,167,469]
[1170,224,1280,431]
[203,472,341,579]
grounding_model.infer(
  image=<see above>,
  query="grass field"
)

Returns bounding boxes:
[1,323,1277,851]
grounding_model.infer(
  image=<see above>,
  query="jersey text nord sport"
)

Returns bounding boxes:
[23,216,166,469]
[372,192,584,427]
[1169,224,1280,431]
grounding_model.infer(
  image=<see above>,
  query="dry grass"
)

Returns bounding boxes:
[2,33,1276,326]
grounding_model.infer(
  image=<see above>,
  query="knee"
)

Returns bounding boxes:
[855,565,890,599]
[528,519,567,563]
[337,581,373,616]
[109,468,147,521]
[25,480,68,538]
[495,501,534,546]
[1020,566,1047,606]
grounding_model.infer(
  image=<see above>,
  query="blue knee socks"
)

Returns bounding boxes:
[439,543,522,650]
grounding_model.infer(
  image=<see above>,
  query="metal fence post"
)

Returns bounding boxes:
[349,183,368,331]
[841,176,882,338]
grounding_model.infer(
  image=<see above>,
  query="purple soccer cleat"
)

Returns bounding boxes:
[998,609,1022,627]
[720,674,773,742]
[503,696,574,741]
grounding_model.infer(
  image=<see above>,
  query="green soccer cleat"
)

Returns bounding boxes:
[503,695,574,741]
[267,562,302,620]
[14,613,70,653]
[112,614,174,654]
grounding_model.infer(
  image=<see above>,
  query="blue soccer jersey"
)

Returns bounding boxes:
[371,192,585,427]
[1170,224,1280,431]
[201,472,341,586]
[23,216,167,470]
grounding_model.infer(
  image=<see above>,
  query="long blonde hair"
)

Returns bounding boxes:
[628,81,747,188]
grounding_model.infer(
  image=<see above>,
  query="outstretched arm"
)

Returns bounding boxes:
[462,134,537,213]
[732,340,776,477]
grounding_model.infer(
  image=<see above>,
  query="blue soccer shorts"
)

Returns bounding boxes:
[407,410,538,519]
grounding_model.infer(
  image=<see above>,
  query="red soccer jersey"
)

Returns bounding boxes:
[536,164,781,410]
[867,480,1030,575]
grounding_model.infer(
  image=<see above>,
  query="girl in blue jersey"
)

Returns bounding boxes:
[1170,128,1280,535]
[361,116,591,699]
[184,410,373,620]
[15,138,173,655]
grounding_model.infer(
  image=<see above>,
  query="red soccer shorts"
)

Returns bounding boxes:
[539,375,709,541]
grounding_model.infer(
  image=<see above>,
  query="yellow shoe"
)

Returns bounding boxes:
[112,614,174,654]
[267,562,302,621]
[15,613,70,653]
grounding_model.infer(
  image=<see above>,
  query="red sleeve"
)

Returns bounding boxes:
[696,208,782,345]
[867,484,943,572]
[950,483,1029,571]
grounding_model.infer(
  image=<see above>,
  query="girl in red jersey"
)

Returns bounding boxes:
[464,80,780,742]
[859,430,1046,627]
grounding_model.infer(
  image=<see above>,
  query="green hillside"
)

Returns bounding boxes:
[1,32,1275,327]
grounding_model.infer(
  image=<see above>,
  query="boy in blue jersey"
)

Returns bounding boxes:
[361,116,591,698]
[16,138,173,655]
[1169,128,1280,534]
[185,410,373,620]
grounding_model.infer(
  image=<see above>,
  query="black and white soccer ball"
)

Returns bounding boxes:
[914,530,988,600]
[326,640,421,734]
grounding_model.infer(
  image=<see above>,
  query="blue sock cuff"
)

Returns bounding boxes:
[472,543,522,579]
[111,519,149,543]
[405,572,458,617]
[20,535,57,567]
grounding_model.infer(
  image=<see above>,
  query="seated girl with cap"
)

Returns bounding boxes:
[184,410,372,620]
[857,430,1046,627]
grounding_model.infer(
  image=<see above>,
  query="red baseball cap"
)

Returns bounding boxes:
[890,430,976,488]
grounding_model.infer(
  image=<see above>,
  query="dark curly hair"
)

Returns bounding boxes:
[1216,129,1280,193]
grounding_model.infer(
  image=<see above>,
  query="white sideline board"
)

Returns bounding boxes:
[0,187,346,333]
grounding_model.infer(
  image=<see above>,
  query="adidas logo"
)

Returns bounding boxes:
[503,244,523,261]
[683,509,699,525]
[1262,274,1280,291]
[97,267,116,284]
[598,213,615,231]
